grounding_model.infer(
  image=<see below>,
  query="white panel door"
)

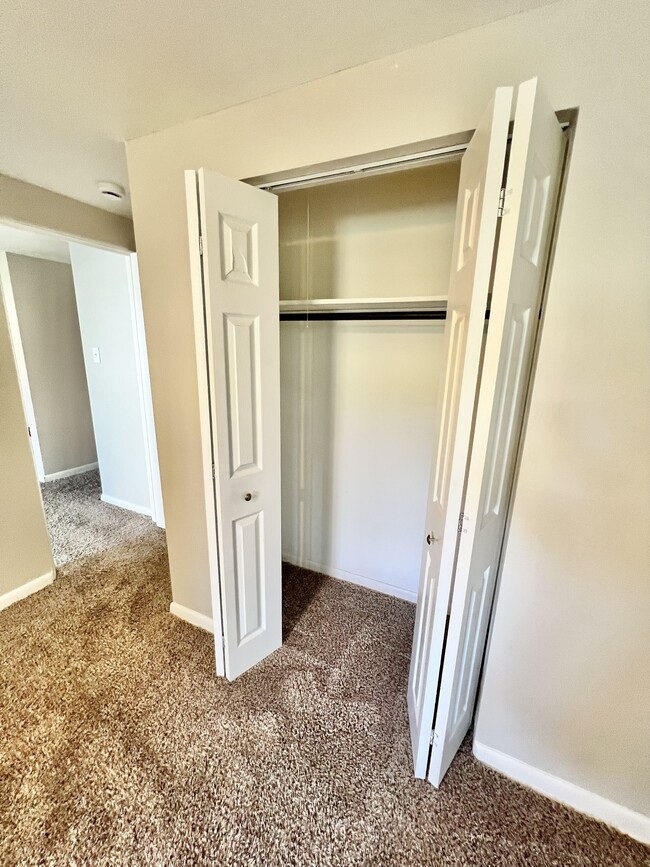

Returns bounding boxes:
[407,87,513,777]
[428,78,566,785]
[188,167,282,681]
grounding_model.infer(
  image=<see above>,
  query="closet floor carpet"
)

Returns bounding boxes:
[0,472,646,866]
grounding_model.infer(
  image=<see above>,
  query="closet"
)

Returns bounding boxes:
[277,161,460,601]
[184,77,568,787]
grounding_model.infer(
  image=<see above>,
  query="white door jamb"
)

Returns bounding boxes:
[0,252,46,483]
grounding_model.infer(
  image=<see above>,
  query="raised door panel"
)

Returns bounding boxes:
[431,310,468,512]
[481,306,531,527]
[220,214,260,285]
[224,313,262,477]
[233,511,265,644]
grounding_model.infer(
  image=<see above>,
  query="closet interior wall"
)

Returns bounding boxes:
[278,160,461,600]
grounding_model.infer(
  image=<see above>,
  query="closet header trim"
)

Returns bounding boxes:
[245,109,574,194]
[247,131,471,193]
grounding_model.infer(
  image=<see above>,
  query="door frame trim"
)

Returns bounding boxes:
[0,251,47,483]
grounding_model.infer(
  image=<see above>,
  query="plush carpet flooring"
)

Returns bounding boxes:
[39,470,156,568]
[0,472,647,866]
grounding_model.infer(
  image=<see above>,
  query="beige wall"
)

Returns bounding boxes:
[0,176,135,252]
[8,254,97,477]
[69,244,152,512]
[126,0,649,817]
[279,161,460,300]
[0,283,54,597]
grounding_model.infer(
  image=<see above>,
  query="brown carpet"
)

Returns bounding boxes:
[0,472,647,866]
[39,470,156,568]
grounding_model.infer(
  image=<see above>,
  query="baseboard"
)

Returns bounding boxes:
[169,601,214,633]
[473,740,650,845]
[101,493,152,517]
[44,462,98,482]
[0,569,55,612]
[282,553,417,602]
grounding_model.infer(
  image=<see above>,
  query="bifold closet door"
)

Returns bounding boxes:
[427,78,565,786]
[407,86,513,778]
[186,168,282,682]
[407,77,566,785]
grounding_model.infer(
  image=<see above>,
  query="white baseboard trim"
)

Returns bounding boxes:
[44,462,98,482]
[101,493,152,517]
[169,602,214,633]
[473,740,650,845]
[0,569,55,612]
[282,553,417,602]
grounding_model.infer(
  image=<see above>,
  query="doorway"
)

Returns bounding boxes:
[186,78,572,787]
[0,223,164,574]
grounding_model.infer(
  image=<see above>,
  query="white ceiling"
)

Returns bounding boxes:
[1,0,558,217]
[0,223,71,264]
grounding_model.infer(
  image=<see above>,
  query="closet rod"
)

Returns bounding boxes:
[280,310,447,321]
[279,310,492,322]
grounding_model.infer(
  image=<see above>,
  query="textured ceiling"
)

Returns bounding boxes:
[1,0,559,216]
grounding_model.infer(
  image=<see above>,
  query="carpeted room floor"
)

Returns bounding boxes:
[0,471,647,866]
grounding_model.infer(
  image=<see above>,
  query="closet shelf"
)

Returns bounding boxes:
[279,295,447,315]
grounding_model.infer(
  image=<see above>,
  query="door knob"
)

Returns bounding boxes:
[243,492,253,502]
[426,532,437,545]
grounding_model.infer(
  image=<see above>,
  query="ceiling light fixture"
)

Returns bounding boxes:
[97,181,125,200]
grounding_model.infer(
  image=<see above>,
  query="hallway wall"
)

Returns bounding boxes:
[8,253,97,478]
[69,243,152,515]
[0,281,54,605]
[0,175,135,252]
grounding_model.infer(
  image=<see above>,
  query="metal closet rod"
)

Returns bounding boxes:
[279,310,491,322]
[280,310,446,321]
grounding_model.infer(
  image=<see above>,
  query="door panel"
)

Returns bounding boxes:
[189,167,282,682]
[407,86,513,778]
[427,78,566,785]
[224,313,262,476]
[233,510,265,642]
[432,310,468,511]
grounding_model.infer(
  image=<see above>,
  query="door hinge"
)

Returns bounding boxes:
[457,512,465,534]
[211,463,216,481]
[429,730,436,746]
[198,235,204,256]
[497,187,512,218]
